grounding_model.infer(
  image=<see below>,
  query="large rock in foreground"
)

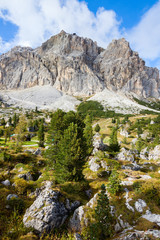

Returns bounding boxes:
[23,181,79,233]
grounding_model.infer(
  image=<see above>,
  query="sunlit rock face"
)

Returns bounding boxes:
[0,31,159,98]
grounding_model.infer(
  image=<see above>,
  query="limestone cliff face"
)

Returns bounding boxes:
[0,46,53,89]
[0,31,159,98]
[35,30,104,96]
[94,38,160,98]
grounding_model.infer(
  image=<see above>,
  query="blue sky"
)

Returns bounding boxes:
[86,0,157,28]
[0,0,160,68]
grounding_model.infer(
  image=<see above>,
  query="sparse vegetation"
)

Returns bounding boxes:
[0,104,160,239]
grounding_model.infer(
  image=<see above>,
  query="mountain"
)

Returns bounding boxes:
[0,30,159,99]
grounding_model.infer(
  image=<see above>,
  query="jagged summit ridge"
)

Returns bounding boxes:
[0,31,159,98]
[94,38,160,98]
[38,30,103,59]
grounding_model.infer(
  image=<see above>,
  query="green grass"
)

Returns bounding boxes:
[22,141,38,146]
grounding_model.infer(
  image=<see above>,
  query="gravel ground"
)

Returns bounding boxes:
[0,86,158,114]
[0,85,80,112]
[89,88,160,114]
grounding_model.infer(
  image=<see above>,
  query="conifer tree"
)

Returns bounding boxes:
[83,115,93,155]
[53,122,85,183]
[9,117,12,125]
[94,184,113,238]
[13,113,19,128]
[48,109,66,144]
[108,170,122,195]
[137,125,143,136]
[109,127,120,152]
[4,128,10,144]
[15,115,27,145]
[136,137,143,152]
[94,123,100,132]
[83,184,113,240]
[38,123,45,147]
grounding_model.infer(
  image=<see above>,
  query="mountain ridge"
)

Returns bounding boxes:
[0,30,159,99]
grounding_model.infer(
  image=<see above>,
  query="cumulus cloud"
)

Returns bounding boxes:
[127,0,160,67]
[0,0,121,53]
[1,0,160,69]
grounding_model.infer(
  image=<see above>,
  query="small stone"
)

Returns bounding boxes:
[1,179,10,186]
[18,167,24,172]
[34,148,42,156]
[88,157,100,172]
[74,233,82,240]
[135,199,147,213]
[6,194,18,201]
[85,189,92,198]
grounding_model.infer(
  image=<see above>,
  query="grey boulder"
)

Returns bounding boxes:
[23,181,79,233]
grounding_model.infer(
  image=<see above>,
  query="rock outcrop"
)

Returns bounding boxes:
[149,145,160,160]
[92,133,107,154]
[116,148,138,162]
[69,192,98,232]
[0,31,159,99]
[23,181,80,233]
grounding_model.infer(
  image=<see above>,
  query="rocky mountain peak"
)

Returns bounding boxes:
[37,30,103,60]
[106,38,133,59]
[93,37,159,98]
[0,31,159,99]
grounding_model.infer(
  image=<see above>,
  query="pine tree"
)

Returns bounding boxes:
[15,115,27,145]
[4,128,10,144]
[137,125,143,136]
[136,137,143,152]
[108,170,122,195]
[112,118,116,124]
[53,122,85,183]
[13,113,19,128]
[94,124,100,132]
[38,123,45,147]
[94,184,113,238]
[48,109,66,144]
[83,115,93,155]
[9,117,12,125]
[109,127,120,152]
[84,184,113,240]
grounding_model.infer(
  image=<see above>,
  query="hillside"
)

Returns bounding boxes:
[0,109,160,239]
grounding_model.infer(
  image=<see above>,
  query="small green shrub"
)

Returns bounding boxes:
[14,179,29,195]
[107,171,122,195]
[94,124,101,132]
[140,180,160,206]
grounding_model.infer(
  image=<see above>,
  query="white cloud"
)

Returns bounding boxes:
[127,0,160,64]
[1,0,160,70]
[0,0,121,53]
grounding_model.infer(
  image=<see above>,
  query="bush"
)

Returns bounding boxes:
[77,101,124,119]
[132,180,143,193]
[106,159,120,170]
[107,171,122,195]
[140,180,160,206]
[14,179,29,195]
[94,124,101,132]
